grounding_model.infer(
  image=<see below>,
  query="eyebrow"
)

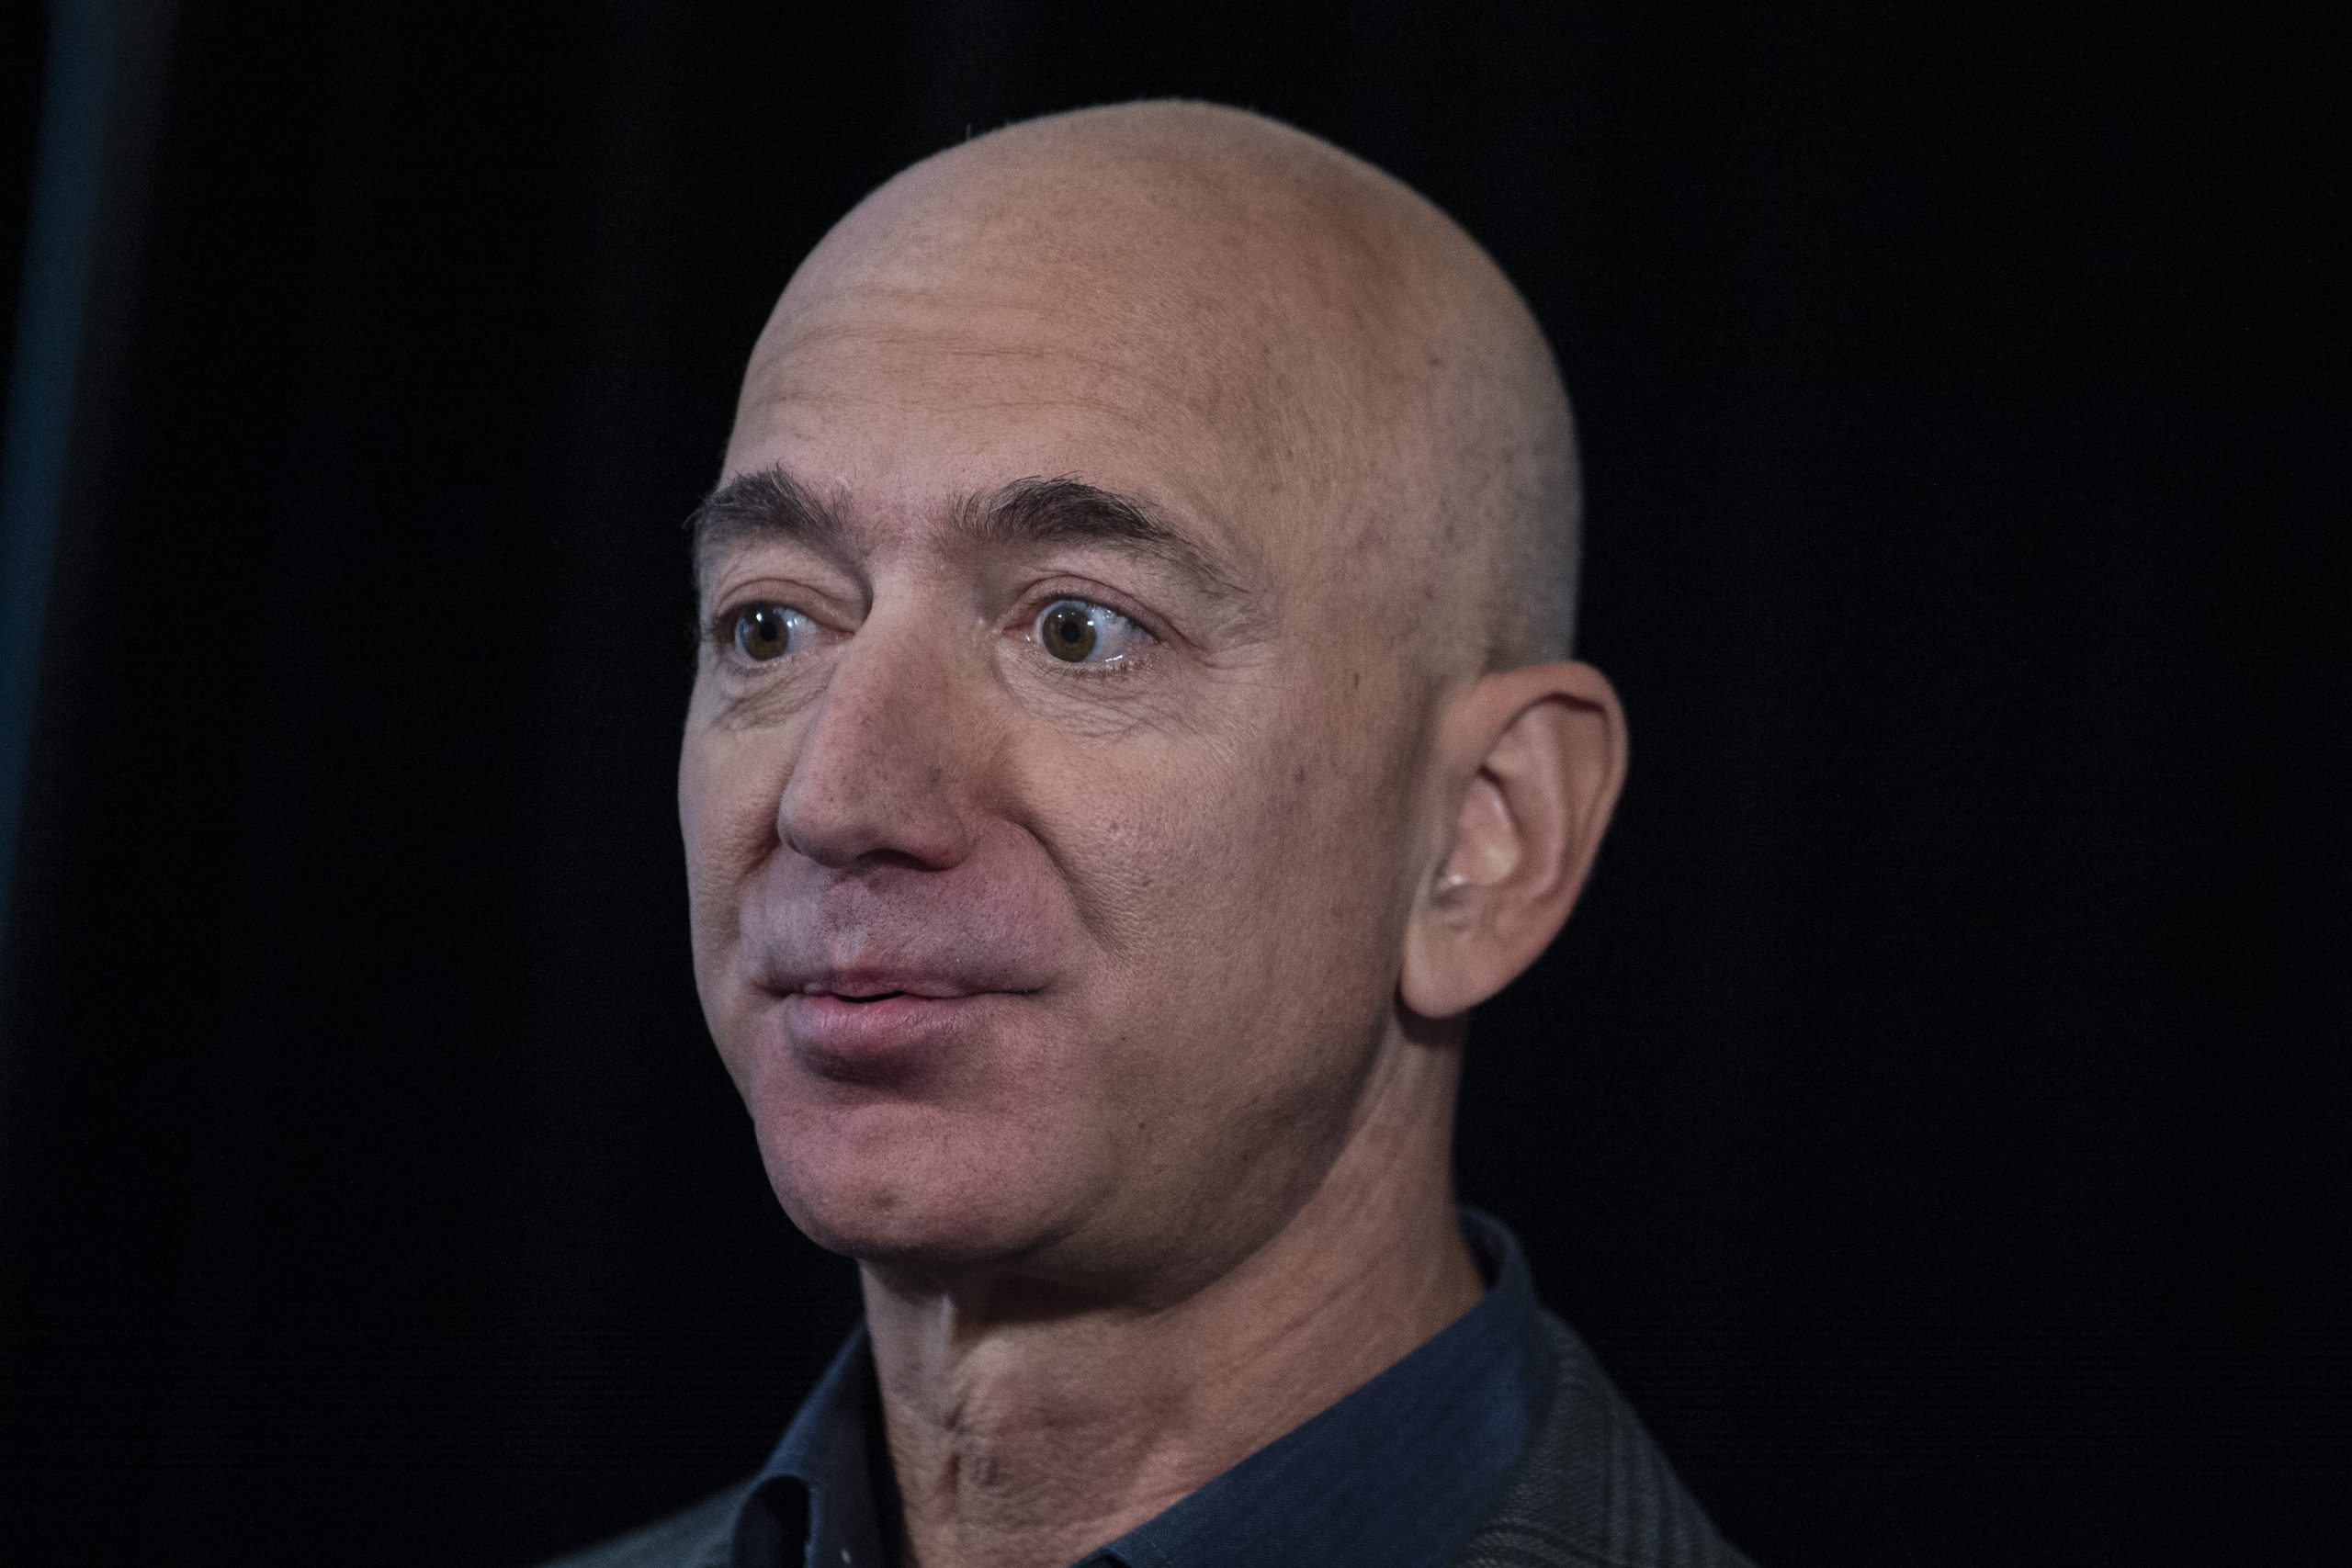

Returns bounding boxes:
[686,466,1252,606]
[956,475,1248,597]
[686,464,853,578]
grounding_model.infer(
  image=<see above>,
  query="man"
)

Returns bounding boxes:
[555,101,1751,1568]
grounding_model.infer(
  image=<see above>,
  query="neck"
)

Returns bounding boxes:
[858,1033,1481,1568]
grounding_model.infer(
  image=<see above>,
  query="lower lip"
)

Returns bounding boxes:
[781,992,1006,1076]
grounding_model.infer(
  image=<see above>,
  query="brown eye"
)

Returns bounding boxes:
[1038,601,1099,661]
[1032,597,1148,667]
[731,604,804,661]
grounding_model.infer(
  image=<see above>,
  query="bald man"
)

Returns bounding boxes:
[548,103,1752,1568]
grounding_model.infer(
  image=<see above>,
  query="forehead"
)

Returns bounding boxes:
[721,203,1381,576]
[718,379,1249,628]
[733,328,1235,515]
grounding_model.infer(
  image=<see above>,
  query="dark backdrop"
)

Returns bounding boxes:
[3,3,2346,1563]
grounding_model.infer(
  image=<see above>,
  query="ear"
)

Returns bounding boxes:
[1398,661,1627,1021]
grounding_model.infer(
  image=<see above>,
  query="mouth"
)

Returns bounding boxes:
[777,984,1019,1080]
[793,977,991,1003]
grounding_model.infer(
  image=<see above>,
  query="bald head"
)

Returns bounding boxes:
[731,101,1580,672]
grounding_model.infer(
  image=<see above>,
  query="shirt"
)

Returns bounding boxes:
[730,1209,1555,1568]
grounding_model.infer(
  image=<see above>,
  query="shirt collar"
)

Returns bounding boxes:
[734,1209,1554,1568]
[1086,1208,1553,1568]
[735,1325,890,1568]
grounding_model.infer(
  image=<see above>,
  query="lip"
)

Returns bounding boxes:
[794,972,986,1001]
[778,987,1021,1080]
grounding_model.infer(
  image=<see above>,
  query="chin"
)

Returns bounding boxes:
[753,1094,1084,1273]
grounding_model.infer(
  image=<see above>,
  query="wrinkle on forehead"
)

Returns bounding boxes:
[749,314,1247,441]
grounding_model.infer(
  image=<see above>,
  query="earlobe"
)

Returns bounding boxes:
[1398,661,1626,1021]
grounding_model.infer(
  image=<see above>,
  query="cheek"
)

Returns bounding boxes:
[1014,726,1416,1242]
[1030,695,1418,1043]
[678,717,791,986]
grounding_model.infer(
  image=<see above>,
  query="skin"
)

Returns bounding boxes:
[679,103,1628,1568]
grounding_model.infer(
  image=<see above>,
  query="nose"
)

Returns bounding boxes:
[776,612,983,871]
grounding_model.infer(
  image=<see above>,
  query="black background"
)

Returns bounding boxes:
[3,3,2346,1563]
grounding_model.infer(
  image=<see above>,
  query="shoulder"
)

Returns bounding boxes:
[1453,1314,1758,1568]
[530,1480,755,1568]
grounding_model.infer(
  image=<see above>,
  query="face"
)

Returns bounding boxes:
[679,203,1443,1297]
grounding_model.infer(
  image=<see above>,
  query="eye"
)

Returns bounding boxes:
[729,603,809,662]
[1033,597,1148,665]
